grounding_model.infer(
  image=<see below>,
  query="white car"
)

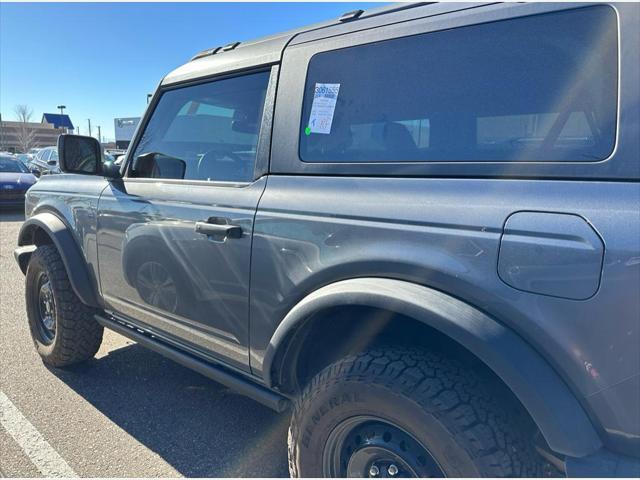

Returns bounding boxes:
[30,146,60,175]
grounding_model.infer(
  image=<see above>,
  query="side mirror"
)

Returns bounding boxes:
[102,161,121,179]
[47,159,57,166]
[134,152,186,179]
[58,134,103,175]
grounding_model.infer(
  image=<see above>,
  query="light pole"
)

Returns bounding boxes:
[97,126,102,145]
[57,105,67,133]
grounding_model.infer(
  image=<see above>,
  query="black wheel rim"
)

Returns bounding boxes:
[135,261,178,312]
[36,272,56,344]
[323,416,445,478]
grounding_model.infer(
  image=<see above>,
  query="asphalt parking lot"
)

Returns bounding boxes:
[0,208,290,477]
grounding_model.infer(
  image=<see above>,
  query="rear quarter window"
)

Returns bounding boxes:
[299,6,618,163]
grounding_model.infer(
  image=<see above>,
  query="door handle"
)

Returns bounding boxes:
[195,217,242,239]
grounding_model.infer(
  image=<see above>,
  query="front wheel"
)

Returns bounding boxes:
[288,347,546,477]
[25,244,103,367]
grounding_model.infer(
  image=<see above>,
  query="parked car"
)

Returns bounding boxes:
[29,146,60,175]
[13,3,640,477]
[0,154,37,207]
[15,153,36,172]
[16,153,32,165]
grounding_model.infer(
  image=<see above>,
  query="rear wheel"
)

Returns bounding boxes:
[288,347,546,477]
[323,416,445,477]
[25,244,103,367]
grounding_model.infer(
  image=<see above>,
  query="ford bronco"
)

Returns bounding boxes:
[14,2,640,477]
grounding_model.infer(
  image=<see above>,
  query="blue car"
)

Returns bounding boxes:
[0,154,37,207]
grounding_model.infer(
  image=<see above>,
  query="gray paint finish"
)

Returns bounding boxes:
[249,176,640,451]
[160,2,445,86]
[96,177,267,372]
[22,174,110,297]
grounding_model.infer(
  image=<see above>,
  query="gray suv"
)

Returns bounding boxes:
[14,3,640,477]
[29,146,60,175]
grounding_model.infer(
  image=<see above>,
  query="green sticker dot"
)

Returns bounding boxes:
[304,126,311,136]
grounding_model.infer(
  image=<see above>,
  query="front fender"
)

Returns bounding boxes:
[263,277,603,458]
[16,212,101,308]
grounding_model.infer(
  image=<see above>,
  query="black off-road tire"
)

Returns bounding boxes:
[25,244,103,367]
[288,346,546,477]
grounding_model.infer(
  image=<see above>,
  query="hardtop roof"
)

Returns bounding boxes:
[162,2,440,85]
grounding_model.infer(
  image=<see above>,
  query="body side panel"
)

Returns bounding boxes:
[250,176,640,452]
[256,0,640,454]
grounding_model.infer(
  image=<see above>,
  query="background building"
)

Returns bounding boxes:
[0,113,76,153]
[1,120,63,153]
[114,117,141,149]
[42,113,74,132]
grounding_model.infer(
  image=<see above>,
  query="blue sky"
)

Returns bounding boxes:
[1,2,381,142]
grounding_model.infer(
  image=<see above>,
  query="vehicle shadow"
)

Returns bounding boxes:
[50,343,290,477]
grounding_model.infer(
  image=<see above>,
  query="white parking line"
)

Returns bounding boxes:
[0,391,77,478]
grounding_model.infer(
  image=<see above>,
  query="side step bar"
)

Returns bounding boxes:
[95,313,290,413]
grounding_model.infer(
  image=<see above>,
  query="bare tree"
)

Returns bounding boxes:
[14,104,36,153]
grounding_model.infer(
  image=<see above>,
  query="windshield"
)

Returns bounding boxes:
[0,156,29,173]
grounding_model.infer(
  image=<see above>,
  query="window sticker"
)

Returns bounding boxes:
[306,83,340,135]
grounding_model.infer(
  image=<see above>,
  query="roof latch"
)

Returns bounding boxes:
[191,46,220,61]
[221,41,240,52]
[339,9,364,22]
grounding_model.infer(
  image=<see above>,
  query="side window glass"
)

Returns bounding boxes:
[41,150,51,162]
[131,71,270,182]
[299,6,617,163]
